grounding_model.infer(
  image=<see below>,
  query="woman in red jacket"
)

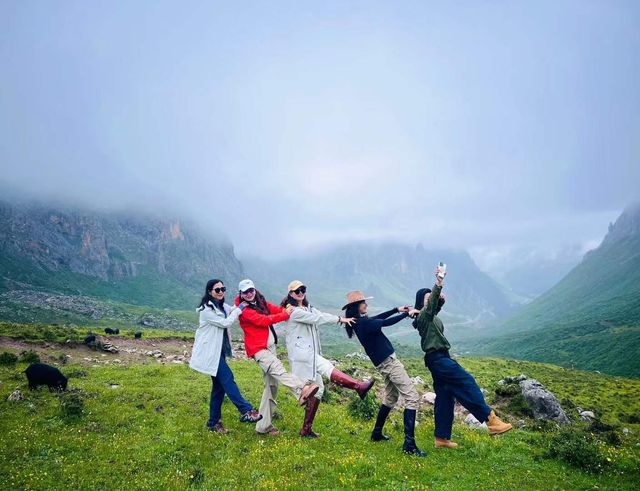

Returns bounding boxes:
[235,279,319,436]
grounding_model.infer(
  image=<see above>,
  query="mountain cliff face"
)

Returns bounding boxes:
[0,200,244,309]
[468,202,640,376]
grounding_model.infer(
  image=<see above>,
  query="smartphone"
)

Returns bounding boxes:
[437,262,447,279]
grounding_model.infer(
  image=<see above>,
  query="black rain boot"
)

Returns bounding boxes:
[371,404,392,441]
[402,409,426,457]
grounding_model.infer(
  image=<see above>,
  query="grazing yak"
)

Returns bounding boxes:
[83,333,96,345]
[134,331,142,339]
[25,363,68,391]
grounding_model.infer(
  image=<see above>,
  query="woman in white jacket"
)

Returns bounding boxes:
[189,279,262,433]
[281,280,375,437]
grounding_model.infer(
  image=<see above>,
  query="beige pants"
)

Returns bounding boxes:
[376,354,420,410]
[253,345,307,433]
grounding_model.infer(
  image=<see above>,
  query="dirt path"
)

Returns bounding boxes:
[0,336,250,367]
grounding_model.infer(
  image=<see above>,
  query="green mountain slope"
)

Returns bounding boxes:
[467,204,640,377]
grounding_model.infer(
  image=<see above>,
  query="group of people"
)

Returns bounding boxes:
[189,268,513,457]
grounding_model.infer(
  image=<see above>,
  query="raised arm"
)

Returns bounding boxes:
[289,307,339,326]
[418,283,443,325]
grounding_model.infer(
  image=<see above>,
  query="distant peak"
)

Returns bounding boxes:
[602,202,640,246]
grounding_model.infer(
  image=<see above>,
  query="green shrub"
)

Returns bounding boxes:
[495,383,521,397]
[587,420,616,434]
[546,430,609,473]
[0,352,18,365]
[19,350,41,364]
[603,430,622,447]
[321,386,333,403]
[60,392,85,419]
[528,419,560,433]
[506,394,534,418]
[618,412,640,424]
[347,393,378,420]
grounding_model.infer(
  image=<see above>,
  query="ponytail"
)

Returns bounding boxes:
[343,302,362,338]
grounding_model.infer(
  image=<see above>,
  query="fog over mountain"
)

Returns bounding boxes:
[1,2,638,267]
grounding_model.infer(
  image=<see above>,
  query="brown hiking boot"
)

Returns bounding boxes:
[487,410,513,435]
[435,438,459,448]
[298,383,319,406]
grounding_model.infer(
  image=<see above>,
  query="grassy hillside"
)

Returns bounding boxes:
[469,232,640,377]
[0,345,638,490]
[0,255,199,310]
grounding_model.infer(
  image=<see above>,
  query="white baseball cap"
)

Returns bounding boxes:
[238,279,256,292]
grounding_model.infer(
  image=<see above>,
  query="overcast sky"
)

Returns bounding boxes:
[1,1,638,262]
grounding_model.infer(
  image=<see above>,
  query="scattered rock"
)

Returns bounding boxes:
[410,376,424,385]
[421,392,436,405]
[109,384,120,389]
[519,379,570,424]
[623,428,630,435]
[8,389,23,401]
[454,403,468,415]
[464,413,487,429]
[138,315,157,327]
[580,410,595,422]
[345,352,368,361]
[99,341,119,354]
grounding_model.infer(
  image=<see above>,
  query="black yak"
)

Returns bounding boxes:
[25,363,68,391]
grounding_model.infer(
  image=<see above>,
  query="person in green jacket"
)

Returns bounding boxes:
[410,268,513,449]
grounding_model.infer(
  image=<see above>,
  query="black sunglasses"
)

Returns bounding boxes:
[213,287,226,294]
[292,286,307,295]
[241,288,256,295]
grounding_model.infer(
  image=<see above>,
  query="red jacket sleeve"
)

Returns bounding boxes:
[241,307,289,327]
[267,302,284,315]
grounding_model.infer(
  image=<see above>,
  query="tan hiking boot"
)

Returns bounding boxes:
[435,438,459,448]
[487,410,513,435]
[298,383,319,406]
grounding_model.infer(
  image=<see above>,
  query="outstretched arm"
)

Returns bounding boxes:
[290,308,339,326]
[381,312,409,327]
[371,307,400,320]
[200,307,242,329]
[240,307,289,327]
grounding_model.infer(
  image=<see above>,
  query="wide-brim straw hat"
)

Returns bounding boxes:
[342,290,373,310]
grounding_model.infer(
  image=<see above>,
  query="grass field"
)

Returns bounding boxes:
[1,348,639,490]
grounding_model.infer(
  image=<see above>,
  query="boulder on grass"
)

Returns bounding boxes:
[519,379,570,425]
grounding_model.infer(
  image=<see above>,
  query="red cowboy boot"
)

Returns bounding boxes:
[330,369,375,399]
[300,397,321,438]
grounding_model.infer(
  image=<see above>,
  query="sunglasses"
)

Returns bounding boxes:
[212,287,226,294]
[291,286,307,295]
[241,288,256,295]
